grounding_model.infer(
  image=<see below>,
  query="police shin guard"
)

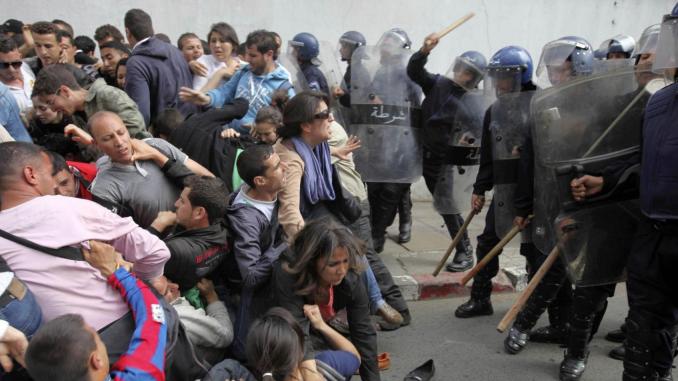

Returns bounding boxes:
[559,293,599,381]
[397,188,413,244]
[444,214,474,272]
[455,274,493,318]
[531,277,571,344]
[623,313,673,381]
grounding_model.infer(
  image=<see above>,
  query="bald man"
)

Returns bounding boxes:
[88,111,213,228]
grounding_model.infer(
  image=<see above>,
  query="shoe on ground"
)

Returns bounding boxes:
[605,328,625,343]
[504,326,530,354]
[608,344,624,361]
[398,221,412,243]
[529,325,568,344]
[559,350,589,381]
[445,250,474,272]
[377,303,403,326]
[454,298,493,318]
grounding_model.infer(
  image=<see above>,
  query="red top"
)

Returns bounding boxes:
[318,286,336,322]
[66,161,97,200]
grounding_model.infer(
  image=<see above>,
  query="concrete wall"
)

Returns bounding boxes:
[6,0,673,199]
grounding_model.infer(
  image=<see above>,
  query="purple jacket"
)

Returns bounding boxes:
[125,37,197,125]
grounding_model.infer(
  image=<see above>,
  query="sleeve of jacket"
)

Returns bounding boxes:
[207,70,241,108]
[514,132,534,217]
[177,300,234,349]
[228,209,286,289]
[271,260,315,360]
[109,268,166,381]
[406,51,437,95]
[275,147,305,240]
[162,237,196,287]
[345,273,380,381]
[199,98,250,124]
[473,107,494,194]
[124,58,152,126]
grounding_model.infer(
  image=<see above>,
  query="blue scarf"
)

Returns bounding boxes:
[291,137,336,204]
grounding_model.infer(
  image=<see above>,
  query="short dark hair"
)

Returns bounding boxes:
[56,30,74,46]
[237,144,274,189]
[32,64,82,97]
[246,307,305,381]
[183,176,229,224]
[51,19,73,36]
[278,91,330,139]
[255,106,283,127]
[0,35,18,53]
[245,30,277,55]
[47,151,68,176]
[151,108,183,138]
[124,9,154,41]
[74,36,96,54]
[177,32,199,50]
[116,57,128,73]
[154,33,170,44]
[100,40,131,55]
[0,142,47,190]
[25,314,96,381]
[208,22,239,47]
[93,24,124,44]
[236,42,246,57]
[30,22,58,37]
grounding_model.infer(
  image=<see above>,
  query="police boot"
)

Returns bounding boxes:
[504,326,530,354]
[559,312,593,381]
[606,323,627,343]
[531,299,571,344]
[609,344,625,361]
[506,283,553,354]
[455,275,493,318]
[397,189,413,243]
[444,214,474,272]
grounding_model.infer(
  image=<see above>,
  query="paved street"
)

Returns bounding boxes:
[376,286,676,381]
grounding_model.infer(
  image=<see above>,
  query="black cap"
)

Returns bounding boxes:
[2,19,23,35]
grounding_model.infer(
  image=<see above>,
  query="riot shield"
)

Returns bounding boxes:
[348,45,423,183]
[489,91,534,237]
[433,91,493,214]
[531,67,651,285]
[277,53,308,93]
[317,41,351,128]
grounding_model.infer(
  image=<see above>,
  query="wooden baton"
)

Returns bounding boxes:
[433,210,476,276]
[435,12,476,40]
[460,216,532,286]
[496,245,561,333]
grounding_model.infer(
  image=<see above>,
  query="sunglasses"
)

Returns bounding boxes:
[314,109,332,120]
[0,61,22,70]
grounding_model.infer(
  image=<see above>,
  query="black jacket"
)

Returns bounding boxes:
[161,222,229,291]
[407,50,467,156]
[272,251,379,381]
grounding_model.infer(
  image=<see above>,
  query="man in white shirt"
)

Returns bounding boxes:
[0,36,35,116]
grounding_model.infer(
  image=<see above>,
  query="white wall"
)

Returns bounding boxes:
[5,0,674,200]
[6,0,673,76]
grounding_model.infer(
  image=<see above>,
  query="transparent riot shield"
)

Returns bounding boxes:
[433,91,493,214]
[317,41,350,127]
[489,91,534,237]
[277,53,308,93]
[349,45,423,183]
[531,67,653,285]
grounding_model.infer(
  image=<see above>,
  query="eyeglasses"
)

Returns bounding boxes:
[314,109,332,120]
[0,61,22,70]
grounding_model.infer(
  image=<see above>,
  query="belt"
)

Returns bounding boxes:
[0,277,27,308]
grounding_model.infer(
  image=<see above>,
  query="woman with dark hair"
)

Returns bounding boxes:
[271,218,379,381]
[192,22,241,92]
[247,306,360,381]
[115,57,128,90]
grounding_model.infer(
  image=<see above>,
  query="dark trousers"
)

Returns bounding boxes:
[423,152,472,253]
[567,284,616,357]
[514,247,573,331]
[624,218,678,377]
[349,199,409,314]
[470,202,502,299]
[368,182,411,238]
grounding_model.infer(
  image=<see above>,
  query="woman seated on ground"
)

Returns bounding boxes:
[247,306,360,381]
[271,219,379,381]
[191,22,241,92]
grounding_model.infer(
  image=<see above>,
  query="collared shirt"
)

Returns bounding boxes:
[0,195,170,329]
[4,62,34,115]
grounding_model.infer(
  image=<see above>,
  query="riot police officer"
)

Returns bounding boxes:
[289,32,330,95]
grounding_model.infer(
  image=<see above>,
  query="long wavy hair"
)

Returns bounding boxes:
[282,217,365,296]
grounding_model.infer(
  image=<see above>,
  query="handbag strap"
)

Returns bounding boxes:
[0,228,84,261]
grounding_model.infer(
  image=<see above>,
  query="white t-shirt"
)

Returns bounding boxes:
[6,63,35,115]
[192,54,228,90]
[233,185,276,222]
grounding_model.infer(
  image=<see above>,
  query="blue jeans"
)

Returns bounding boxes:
[360,257,385,313]
[0,285,42,339]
